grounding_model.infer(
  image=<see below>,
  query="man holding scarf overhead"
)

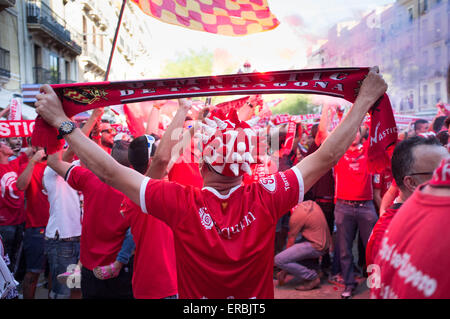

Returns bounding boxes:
[33,67,387,299]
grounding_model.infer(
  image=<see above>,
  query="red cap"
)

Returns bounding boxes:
[429,158,450,188]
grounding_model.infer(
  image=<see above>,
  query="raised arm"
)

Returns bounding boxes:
[146,98,192,179]
[16,149,46,190]
[296,68,388,193]
[315,104,335,146]
[35,85,144,206]
[145,101,163,135]
[47,150,74,178]
[62,108,104,163]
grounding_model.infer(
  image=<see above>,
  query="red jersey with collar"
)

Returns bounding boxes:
[20,162,49,228]
[0,157,25,226]
[121,198,177,299]
[366,203,402,266]
[373,167,393,199]
[139,167,304,299]
[371,187,450,299]
[334,142,373,201]
[66,166,128,270]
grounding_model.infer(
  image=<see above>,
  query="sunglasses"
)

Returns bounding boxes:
[144,135,155,159]
[101,129,116,134]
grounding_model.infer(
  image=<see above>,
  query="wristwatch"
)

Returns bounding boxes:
[57,121,76,139]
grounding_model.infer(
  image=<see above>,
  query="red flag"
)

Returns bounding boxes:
[130,0,279,36]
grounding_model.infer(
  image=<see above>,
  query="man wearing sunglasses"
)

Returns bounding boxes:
[97,123,117,154]
[366,136,449,268]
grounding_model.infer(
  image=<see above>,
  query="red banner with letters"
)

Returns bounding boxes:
[0,120,35,138]
[31,67,397,172]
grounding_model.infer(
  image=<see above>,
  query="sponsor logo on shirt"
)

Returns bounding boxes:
[259,175,276,193]
[1,171,19,199]
[280,172,290,191]
[218,211,257,239]
[198,207,214,230]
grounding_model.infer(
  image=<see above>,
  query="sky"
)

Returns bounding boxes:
[134,0,396,77]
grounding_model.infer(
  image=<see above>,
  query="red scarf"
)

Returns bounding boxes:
[32,67,397,172]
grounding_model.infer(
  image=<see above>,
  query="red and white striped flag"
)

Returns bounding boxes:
[130,0,280,36]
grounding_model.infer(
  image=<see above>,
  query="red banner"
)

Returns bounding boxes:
[8,98,22,121]
[0,120,35,138]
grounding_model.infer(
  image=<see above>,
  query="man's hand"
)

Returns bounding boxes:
[356,66,388,112]
[31,149,46,164]
[178,98,192,110]
[35,84,70,128]
[92,107,104,120]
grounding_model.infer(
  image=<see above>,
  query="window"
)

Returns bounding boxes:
[92,26,96,46]
[409,92,414,110]
[408,7,414,23]
[83,16,87,50]
[422,85,428,105]
[49,52,60,84]
[65,60,70,82]
[434,46,441,68]
[423,0,429,13]
[422,50,429,66]
[435,82,441,102]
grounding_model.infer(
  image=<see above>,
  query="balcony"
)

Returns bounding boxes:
[26,0,82,56]
[33,66,60,84]
[80,41,107,75]
[0,47,10,83]
[0,0,15,11]
[81,0,108,30]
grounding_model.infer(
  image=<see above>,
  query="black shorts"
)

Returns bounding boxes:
[80,257,134,299]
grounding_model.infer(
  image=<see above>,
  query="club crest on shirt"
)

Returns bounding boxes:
[259,175,276,193]
[198,207,214,230]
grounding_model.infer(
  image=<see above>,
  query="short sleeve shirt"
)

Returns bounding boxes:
[139,167,304,299]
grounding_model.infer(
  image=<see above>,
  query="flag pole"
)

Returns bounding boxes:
[105,0,127,81]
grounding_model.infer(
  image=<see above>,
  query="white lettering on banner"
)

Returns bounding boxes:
[219,212,256,239]
[330,72,349,80]
[370,122,398,147]
[377,237,438,297]
[0,121,35,138]
[120,90,134,96]
[313,81,328,89]
[0,122,11,136]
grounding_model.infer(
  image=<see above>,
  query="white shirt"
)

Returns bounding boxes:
[43,163,82,239]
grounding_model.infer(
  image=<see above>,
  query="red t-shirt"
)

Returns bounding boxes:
[366,203,402,266]
[168,148,203,188]
[0,157,26,226]
[139,167,304,299]
[373,168,393,199]
[121,198,177,299]
[334,142,373,201]
[371,187,450,299]
[66,166,128,270]
[20,162,49,229]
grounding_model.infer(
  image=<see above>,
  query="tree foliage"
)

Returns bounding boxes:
[271,94,317,115]
[159,49,214,78]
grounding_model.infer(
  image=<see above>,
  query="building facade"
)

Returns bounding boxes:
[306,0,450,116]
[0,0,154,117]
